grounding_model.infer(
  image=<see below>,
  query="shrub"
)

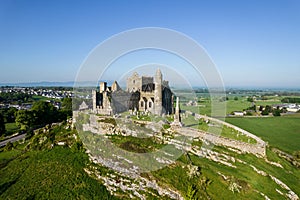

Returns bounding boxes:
[245,112,252,116]
[163,124,171,129]
[4,141,13,151]
[261,110,269,116]
[272,109,281,117]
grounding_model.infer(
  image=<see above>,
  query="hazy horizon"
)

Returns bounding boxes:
[1,80,300,91]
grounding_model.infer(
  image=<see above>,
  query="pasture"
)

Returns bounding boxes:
[226,113,300,154]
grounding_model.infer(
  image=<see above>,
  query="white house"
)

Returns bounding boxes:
[233,111,244,116]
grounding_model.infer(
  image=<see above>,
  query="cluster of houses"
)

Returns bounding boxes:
[0,101,61,110]
[272,103,300,113]
[185,100,198,106]
[0,87,70,110]
[0,103,32,110]
[0,87,73,99]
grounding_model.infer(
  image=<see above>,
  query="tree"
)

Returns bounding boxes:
[0,113,5,136]
[4,141,13,151]
[62,98,72,110]
[219,96,229,102]
[247,97,254,102]
[61,98,72,118]
[234,96,238,101]
[0,107,18,123]
[15,110,34,131]
[265,105,272,113]
[261,110,269,116]
[31,101,58,125]
[272,109,281,116]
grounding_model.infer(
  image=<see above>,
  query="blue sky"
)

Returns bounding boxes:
[0,0,300,88]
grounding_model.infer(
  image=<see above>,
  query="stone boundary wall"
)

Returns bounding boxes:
[177,127,266,157]
[184,110,266,146]
[183,110,266,157]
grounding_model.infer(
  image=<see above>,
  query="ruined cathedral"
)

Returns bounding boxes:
[92,69,174,116]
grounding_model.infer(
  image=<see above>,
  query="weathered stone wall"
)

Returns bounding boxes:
[95,92,112,115]
[141,76,153,86]
[111,91,131,114]
[162,87,173,114]
[192,112,265,146]
[93,70,173,115]
[177,127,266,157]
[183,110,266,157]
[139,91,155,113]
[127,72,142,92]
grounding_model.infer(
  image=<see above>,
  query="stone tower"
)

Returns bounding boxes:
[92,90,97,111]
[171,96,182,127]
[154,68,163,115]
[111,81,121,92]
[174,97,181,123]
[99,82,107,92]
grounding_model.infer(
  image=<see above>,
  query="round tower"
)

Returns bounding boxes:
[154,68,163,115]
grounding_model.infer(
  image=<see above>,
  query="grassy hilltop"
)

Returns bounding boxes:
[0,91,299,199]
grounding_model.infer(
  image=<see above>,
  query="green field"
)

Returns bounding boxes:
[32,95,53,101]
[226,114,300,154]
[4,122,19,136]
[181,95,282,116]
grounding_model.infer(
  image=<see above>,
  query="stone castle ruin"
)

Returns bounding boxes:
[92,69,174,115]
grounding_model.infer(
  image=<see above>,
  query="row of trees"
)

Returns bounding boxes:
[0,107,18,123]
[281,97,300,103]
[0,93,32,103]
[0,114,5,135]
[259,105,281,116]
[16,98,72,131]
[242,104,282,116]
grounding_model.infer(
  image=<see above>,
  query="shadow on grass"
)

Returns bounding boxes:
[0,177,19,195]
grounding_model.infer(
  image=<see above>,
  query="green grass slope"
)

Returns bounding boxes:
[0,123,117,200]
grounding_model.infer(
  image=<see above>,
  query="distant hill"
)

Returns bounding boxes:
[0,81,75,87]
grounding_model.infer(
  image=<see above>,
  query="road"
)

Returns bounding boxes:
[0,134,26,147]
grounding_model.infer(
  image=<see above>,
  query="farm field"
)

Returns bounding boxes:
[4,122,19,136]
[226,113,300,154]
[181,98,282,116]
[32,95,52,101]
